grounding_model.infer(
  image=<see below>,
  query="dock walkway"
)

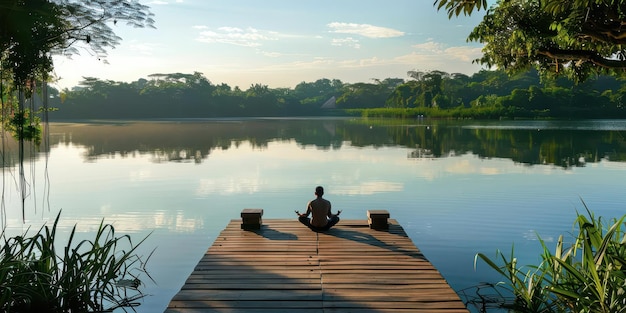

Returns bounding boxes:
[165,218,469,313]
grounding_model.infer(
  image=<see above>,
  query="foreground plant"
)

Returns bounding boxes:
[476,206,626,313]
[0,213,153,312]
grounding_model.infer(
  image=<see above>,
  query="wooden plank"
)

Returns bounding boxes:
[180,283,321,290]
[167,300,321,308]
[171,289,322,301]
[165,219,469,313]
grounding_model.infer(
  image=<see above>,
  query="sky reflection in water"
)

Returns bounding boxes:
[2,119,626,312]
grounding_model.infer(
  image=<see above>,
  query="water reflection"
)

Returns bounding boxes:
[12,119,615,168]
[1,118,626,313]
[333,181,404,195]
[153,210,204,233]
[1,118,624,169]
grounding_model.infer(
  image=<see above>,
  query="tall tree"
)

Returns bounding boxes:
[434,0,626,82]
[1,0,155,137]
[1,0,154,219]
[1,0,154,88]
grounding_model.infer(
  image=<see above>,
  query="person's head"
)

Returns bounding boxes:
[315,186,324,197]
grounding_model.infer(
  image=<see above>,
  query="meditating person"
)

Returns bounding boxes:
[296,186,341,231]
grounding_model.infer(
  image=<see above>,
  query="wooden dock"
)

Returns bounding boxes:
[165,217,469,313]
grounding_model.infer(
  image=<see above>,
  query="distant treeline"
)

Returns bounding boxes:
[49,69,626,120]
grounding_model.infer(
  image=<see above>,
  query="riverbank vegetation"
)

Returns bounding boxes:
[48,68,626,120]
[0,213,151,312]
[1,2,156,311]
[474,209,626,313]
[436,1,626,311]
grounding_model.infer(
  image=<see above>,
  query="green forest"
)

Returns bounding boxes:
[49,68,626,120]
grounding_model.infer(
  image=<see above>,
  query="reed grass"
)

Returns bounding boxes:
[0,212,152,312]
[476,204,626,312]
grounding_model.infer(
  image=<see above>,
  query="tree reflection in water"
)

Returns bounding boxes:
[5,118,620,169]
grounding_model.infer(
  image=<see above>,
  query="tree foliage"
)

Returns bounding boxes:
[1,0,154,142]
[434,0,626,82]
[50,69,626,120]
[434,0,488,17]
[1,0,154,87]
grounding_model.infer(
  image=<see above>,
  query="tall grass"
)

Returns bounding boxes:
[347,105,540,120]
[0,212,152,312]
[476,205,626,312]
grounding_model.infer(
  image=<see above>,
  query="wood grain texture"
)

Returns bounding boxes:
[165,219,469,313]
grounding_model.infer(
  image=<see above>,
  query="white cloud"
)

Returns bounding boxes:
[196,27,277,47]
[261,51,283,58]
[219,26,244,33]
[397,41,483,68]
[444,46,483,62]
[412,41,446,54]
[328,22,404,38]
[411,40,482,60]
[331,37,360,49]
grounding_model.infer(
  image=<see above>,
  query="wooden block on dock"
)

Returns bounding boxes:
[367,209,390,230]
[241,208,263,230]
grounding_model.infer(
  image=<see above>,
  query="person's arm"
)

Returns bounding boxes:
[297,202,312,217]
[327,200,340,217]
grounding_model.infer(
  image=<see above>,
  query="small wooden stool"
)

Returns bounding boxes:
[241,208,263,230]
[367,210,390,230]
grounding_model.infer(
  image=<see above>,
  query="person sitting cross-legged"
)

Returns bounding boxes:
[296,186,341,231]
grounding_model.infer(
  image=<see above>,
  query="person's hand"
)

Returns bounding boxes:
[337,210,342,216]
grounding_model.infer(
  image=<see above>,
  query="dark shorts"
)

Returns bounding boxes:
[298,215,340,231]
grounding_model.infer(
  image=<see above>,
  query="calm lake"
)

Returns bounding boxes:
[2,118,626,312]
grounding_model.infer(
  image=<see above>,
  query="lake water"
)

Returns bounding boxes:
[2,118,626,312]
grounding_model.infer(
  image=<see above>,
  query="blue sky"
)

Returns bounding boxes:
[51,0,488,90]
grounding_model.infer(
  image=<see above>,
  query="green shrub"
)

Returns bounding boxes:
[0,212,152,312]
[476,206,626,312]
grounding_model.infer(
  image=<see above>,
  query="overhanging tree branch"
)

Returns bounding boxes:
[538,49,626,69]
[435,0,626,81]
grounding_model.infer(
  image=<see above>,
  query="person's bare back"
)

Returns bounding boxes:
[308,197,332,228]
[297,186,341,231]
